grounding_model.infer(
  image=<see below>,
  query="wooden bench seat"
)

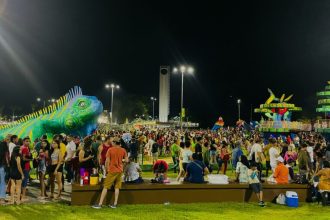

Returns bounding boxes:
[71,181,309,205]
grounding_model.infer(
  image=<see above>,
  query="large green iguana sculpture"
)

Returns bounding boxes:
[0,86,103,140]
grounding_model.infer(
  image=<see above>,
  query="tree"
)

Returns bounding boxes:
[113,94,149,123]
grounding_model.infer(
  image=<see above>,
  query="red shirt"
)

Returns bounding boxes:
[106,147,127,173]
[100,144,111,165]
[153,160,169,172]
[21,145,31,171]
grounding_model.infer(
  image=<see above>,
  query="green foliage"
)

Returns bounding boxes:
[114,94,149,123]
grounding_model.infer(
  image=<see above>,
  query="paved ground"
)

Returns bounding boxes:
[3,179,72,205]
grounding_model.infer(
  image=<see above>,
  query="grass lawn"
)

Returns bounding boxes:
[0,202,328,220]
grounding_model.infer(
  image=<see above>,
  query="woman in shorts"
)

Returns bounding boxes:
[49,140,64,199]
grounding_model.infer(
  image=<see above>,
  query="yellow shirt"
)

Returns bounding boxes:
[60,143,66,159]
[317,168,330,191]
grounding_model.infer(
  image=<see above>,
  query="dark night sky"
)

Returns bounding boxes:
[0,0,329,127]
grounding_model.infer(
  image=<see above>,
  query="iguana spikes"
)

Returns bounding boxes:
[0,86,85,131]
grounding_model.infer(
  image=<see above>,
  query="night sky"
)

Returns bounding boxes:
[0,0,329,127]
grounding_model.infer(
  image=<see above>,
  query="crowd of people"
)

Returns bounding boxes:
[0,126,329,207]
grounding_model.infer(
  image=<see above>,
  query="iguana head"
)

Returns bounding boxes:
[62,95,103,132]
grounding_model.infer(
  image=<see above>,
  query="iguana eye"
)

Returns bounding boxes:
[78,101,86,108]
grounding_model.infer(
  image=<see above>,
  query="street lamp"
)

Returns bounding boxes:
[173,65,194,130]
[237,99,241,120]
[36,97,46,108]
[105,83,120,126]
[150,97,157,120]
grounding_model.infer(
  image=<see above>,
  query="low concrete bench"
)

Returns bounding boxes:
[71,181,309,205]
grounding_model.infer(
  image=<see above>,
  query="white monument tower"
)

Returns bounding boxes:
[159,66,170,122]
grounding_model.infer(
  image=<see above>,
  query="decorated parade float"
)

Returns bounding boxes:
[0,86,103,140]
[254,89,308,138]
[315,81,330,141]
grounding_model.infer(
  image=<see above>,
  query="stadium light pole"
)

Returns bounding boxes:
[105,83,120,126]
[150,97,157,120]
[237,99,241,121]
[173,65,194,130]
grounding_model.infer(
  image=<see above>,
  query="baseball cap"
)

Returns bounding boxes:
[276,156,284,163]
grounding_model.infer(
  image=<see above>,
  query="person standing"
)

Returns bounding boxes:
[20,137,32,201]
[306,141,315,171]
[232,142,243,170]
[218,142,230,175]
[263,138,273,177]
[8,135,18,158]
[65,135,76,184]
[248,162,265,207]
[151,141,159,164]
[49,140,64,199]
[98,136,112,178]
[92,137,128,209]
[79,138,95,180]
[0,141,9,205]
[9,146,24,205]
[182,141,193,172]
[129,137,138,163]
[194,137,203,162]
[37,141,49,199]
[269,140,280,172]
[170,140,180,173]
[297,144,310,178]
[249,139,263,179]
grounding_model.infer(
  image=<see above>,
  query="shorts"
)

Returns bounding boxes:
[152,153,158,159]
[10,170,22,180]
[250,183,262,193]
[183,163,188,172]
[22,170,30,187]
[103,172,123,189]
[48,164,63,174]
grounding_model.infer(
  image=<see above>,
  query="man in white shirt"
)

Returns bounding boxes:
[8,135,18,158]
[65,135,76,183]
[250,140,262,163]
[269,144,279,172]
[249,139,263,180]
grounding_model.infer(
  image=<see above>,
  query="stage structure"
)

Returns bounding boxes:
[159,66,170,122]
[315,81,330,140]
[0,86,103,140]
[254,88,305,133]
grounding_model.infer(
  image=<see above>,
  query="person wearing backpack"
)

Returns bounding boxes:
[184,153,209,183]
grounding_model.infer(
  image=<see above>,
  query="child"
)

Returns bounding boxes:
[248,162,265,207]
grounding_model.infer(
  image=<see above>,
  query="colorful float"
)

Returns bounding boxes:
[254,89,304,133]
[315,81,330,140]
